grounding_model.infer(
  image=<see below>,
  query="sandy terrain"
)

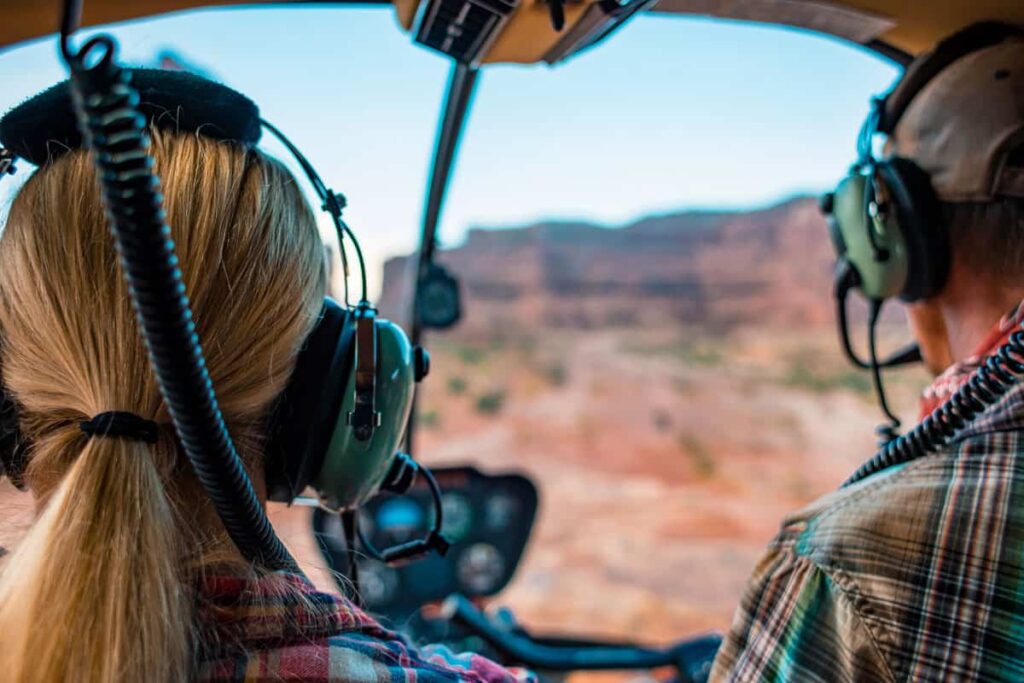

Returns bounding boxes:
[409,327,926,645]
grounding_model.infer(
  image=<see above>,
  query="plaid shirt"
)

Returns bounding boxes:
[711,315,1024,682]
[196,573,535,682]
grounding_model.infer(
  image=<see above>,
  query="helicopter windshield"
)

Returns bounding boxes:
[0,2,911,660]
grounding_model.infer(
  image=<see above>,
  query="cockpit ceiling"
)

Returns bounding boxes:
[652,1,1024,57]
[2,0,1024,63]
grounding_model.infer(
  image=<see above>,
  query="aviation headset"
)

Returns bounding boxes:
[0,70,428,516]
[824,22,1024,306]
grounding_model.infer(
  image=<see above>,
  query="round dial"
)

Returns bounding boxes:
[359,562,400,606]
[375,497,425,544]
[457,543,506,595]
[440,492,473,542]
[485,493,520,530]
[417,266,461,329]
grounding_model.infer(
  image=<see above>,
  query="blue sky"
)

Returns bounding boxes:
[0,6,899,294]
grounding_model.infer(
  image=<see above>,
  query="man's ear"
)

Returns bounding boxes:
[905,300,953,376]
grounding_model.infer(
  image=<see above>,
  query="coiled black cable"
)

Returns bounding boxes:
[60,33,296,570]
[844,322,1024,487]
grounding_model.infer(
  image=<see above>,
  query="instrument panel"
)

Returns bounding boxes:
[313,466,539,619]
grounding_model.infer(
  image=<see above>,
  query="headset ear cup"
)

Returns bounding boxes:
[264,299,355,504]
[312,318,416,510]
[828,172,906,299]
[878,158,950,301]
[0,388,28,490]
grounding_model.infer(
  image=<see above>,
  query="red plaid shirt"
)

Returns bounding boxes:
[711,307,1024,681]
[196,572,534,682]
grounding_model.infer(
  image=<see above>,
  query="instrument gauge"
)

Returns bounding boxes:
[439,492,473,541]
[358,562,399,606]
[485,493,520,530]
[376,498,425,544]
[416,263,461,330]
[456,543,506,595]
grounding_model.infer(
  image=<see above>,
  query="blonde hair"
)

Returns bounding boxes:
[0,130,326,682]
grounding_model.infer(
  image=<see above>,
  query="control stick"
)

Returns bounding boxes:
[440,594,721,682]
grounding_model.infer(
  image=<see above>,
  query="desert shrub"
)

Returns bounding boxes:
[785,364,872,396]
[475,390,506,416]
[678,433,716,478]
[652,410,673,432]
[678,340,723,367]
[517,336,538,355]
[545,363,568,387]
[418,409,441,429]
[457,345,486,365]
[671,377,696,395]
[835,370,873,395]
[447,376,468,395]
[619,337,723,367]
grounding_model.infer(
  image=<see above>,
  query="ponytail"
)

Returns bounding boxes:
[0,129,326,682]
[0,434,190,682]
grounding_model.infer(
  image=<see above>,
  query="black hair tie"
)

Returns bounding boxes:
[80,412,159,444]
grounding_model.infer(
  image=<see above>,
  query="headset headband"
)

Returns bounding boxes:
[0,69,368,306]
[0,70,261,166]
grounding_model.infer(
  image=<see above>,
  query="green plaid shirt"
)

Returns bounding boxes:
[711,340,1024,681]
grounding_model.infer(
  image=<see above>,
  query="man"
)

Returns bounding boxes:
[711,25,1024,682]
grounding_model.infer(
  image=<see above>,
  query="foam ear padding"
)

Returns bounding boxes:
[0,360,28,490]
[878,158,950,301]
[0,394,27,490]
[264,298,354,504]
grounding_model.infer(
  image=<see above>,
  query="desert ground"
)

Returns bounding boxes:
[407,325,927,643]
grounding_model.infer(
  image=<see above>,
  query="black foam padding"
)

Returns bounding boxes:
[0,69,261,166]
[879,158,950,302]
[264,298,355,504]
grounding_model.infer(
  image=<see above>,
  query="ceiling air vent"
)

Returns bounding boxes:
[414,0,520,65]
[543,0,658,64]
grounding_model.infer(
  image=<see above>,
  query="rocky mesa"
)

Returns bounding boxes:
[379,196,841,336]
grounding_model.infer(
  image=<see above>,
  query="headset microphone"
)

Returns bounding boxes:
[829,260,906,444]
[356,455,451,565]
[831,259,922,371]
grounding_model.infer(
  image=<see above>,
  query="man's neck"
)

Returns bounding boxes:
[940,280,1024,363]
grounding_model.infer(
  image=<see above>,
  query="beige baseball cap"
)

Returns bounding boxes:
[886,34,1024,203]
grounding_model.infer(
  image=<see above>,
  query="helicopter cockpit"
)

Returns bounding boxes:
[3,2,1024,683]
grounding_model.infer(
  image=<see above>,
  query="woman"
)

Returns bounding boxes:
[0,78,530,683]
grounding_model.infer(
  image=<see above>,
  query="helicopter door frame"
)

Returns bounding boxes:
[405,61,480,453]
